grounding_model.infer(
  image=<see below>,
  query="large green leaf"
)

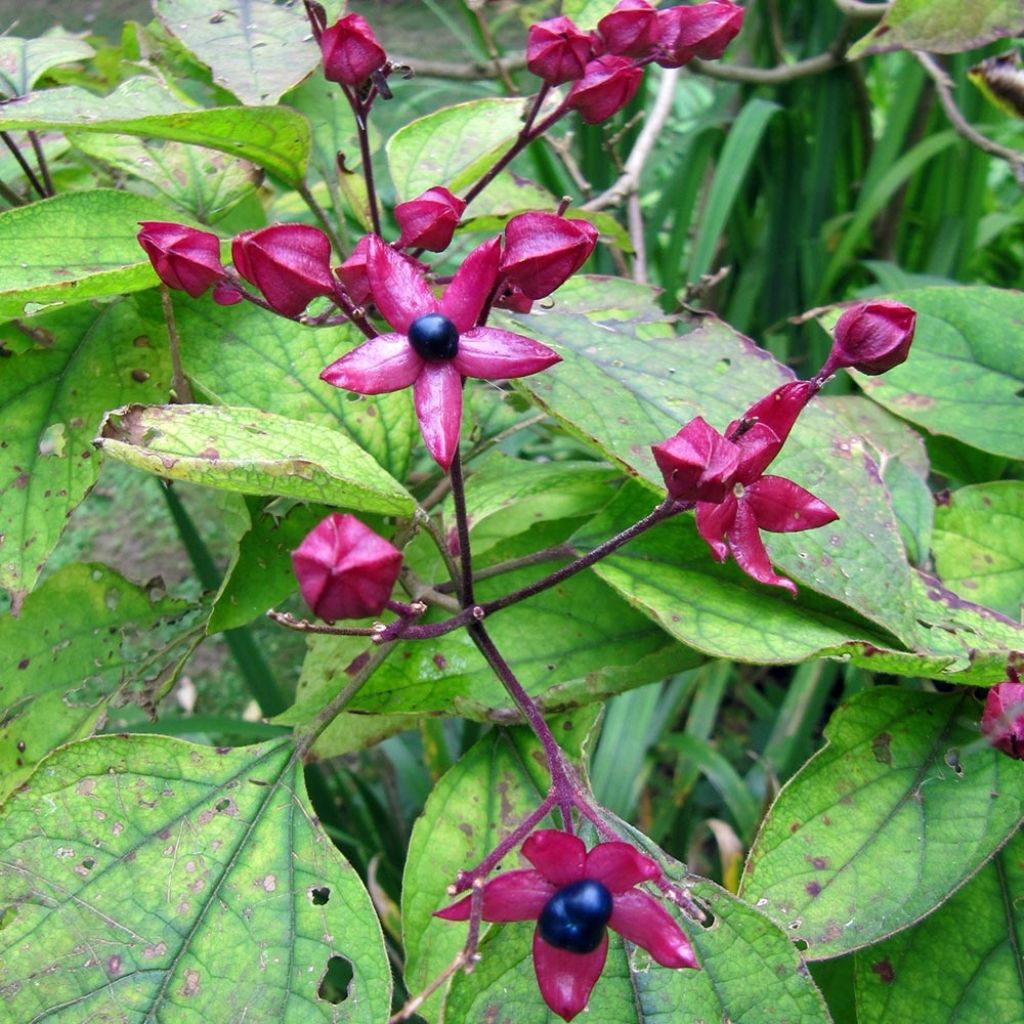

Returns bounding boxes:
[739,688,1024,958]
[0,736,392,1023]
[386,97,534,206]
[0,76,310,183]
[0,34,95,95]
[850,0,1024,57]
[97,403,414,516]
[172,297,417,480]
[932,482,1024,619]
[403,724,831,1024]
[0,296,170,602]
[71,134,260,222]
[853,831,1024,1024]
[850,286,1024,459]
[509,300,920,641]
[0,190,191,322]
[0,563,188,802]
[561,0,621,29]
[155,0,323,105]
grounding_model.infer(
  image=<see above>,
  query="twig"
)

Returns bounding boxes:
[159,285,194,404]
[585,67,680,212]
[0,176,23,206]
[296,180,344,256]
[434,543,576,593]
[390,53,527,81]
[690,50,842,84]
[267,609,381,637]
[915,51,1024,187]
[833,0,890,17]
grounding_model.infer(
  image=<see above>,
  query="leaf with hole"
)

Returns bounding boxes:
[0,735,391,1023]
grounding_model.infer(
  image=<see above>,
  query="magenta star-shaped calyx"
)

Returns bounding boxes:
[321,235,561,471]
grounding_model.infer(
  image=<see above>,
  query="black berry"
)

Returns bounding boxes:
[408,312,459,361]
[538,879,613,954]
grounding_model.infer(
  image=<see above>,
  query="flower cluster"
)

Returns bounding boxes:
[436,830,697,1021]
[528,1,744,122]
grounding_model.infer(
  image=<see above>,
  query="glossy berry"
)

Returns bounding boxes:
[538,879,613,954]
[408,312,459,361]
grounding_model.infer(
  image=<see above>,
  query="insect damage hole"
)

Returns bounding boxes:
[317,955,353,1004]
[310,887,330,906]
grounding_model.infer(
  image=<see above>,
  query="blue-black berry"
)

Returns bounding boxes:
[408,312,459,361]
[538,879,613,954]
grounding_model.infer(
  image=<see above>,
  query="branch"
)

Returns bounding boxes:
[915,51,1024,187]
[689,50,842,84]
[390,53,526,81]
[584,67,680,212]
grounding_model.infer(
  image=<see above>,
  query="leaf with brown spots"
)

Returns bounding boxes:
[0,735,391,1023]
[741,688,1024,958]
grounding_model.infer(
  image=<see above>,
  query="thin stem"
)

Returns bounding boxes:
[27,131,54,196]
[296,180,345,256]
[344,85,383,237]
[0,176,24,206]
[267,610,381,638]
[1,131,47,198]
[470,4,517,94]
[460,101,568,208]
[435,543,576,593]
[449,446,475,606]
[159,285,193,404]
[833,0,889,16]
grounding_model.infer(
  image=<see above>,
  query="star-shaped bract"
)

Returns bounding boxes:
[694,381,838,594]
[436,830,697,1021]
[321,235,561,470]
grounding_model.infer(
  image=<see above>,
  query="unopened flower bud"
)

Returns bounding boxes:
[652,416,741,502]
[492,279,535,313]
[526,16,594,86]
[655,1,745,68]
[137,222,226,298]
[567,55,644,124]
[212,280,243,305]
[598,0,659,58]
[334,234,373,305]
[823,300,917,376]
[981,681,1024,759]
[292,513,402,622]
[395,186,465,252]
[319,13,387,87]
[231,224,335,317]
[499,212,599,300]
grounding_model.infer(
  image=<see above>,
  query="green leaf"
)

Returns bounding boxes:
[932,482,1024,619]
[0,34,95,95]
[573,480,901,665]
[853,831,1024,1024]
[209,501,328,633]
[561,0,622,29]
[739,688,1024,958]
[173,298,417,480]
[0,190,192,322]
[850,286,1024,459]
[850,0,1024,57]
[0,77,310,184]
[509,305,920,641]
[0,563,188,802]
[0,296,171,602]
[70,134,260,222]
[97,403,414,516]
[155,0,323,105]
[387,97,533,206]
[0,735,392,1023]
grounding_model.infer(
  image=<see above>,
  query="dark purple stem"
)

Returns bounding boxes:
[343,85,383,238]
[1,131,47,199]
[375,498,687,644]
[460,96,568,208]
[449,446,475,606]
[27,131,54,196]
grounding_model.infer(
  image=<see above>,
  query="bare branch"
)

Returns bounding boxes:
[689,50,842,84]
[833,0,890,18]
[915,51,1024,188]
[584,67,680,212]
